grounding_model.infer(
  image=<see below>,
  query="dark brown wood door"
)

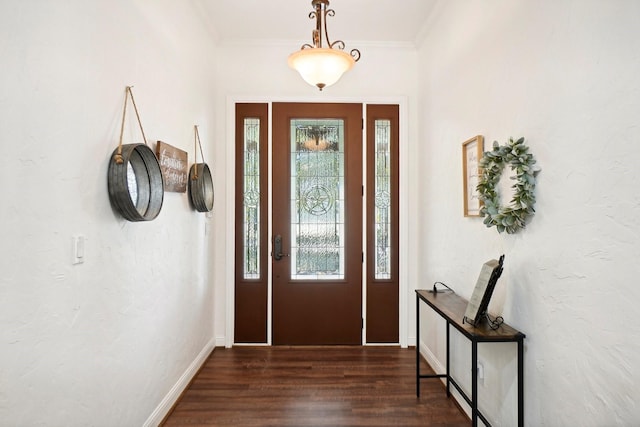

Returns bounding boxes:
[234,103,269,343]
[272,103,363,345]
[365,104,399,343]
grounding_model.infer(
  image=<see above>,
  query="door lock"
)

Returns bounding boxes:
[273,234,289,260]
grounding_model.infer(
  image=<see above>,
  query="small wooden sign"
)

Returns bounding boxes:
[156,141,188,193]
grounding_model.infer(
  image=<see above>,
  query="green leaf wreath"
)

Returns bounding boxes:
[477,137,540,234]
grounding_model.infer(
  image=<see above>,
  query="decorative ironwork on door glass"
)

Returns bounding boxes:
[374,119,391,279]
[290,119,345,280]
[243,118,261,279]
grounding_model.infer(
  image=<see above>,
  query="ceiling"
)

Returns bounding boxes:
[196,0,438,46]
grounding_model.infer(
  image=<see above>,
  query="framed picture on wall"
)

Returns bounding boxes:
[462,135,484,217]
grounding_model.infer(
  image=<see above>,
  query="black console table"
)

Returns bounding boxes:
[416,289,525,427]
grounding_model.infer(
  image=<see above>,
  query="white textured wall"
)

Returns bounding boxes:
[417,1,640,425]
[7,0,638,425]
[0,1,217,425]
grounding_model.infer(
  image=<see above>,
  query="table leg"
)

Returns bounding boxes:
[446,322,450,397]
[471,340,478,427]
[518,338,524,427]
[416,293,420,397]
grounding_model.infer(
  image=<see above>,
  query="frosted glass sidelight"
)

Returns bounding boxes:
[290,119,345,280]
[374,120,392,279]
[243,118,261,279]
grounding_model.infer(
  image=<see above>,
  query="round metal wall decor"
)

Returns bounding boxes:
[188,162,214,212]
[108,143,164,221]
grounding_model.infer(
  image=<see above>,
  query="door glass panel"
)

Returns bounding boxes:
[243,118,261,279]
[290,119,345,280]
[374,119,391,279]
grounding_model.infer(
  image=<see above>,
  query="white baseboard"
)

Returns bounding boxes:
[215,335,226,348]
[419,339,445,375]
[143,337,216,427]
[407,335,416,348]
[418,339,472,419]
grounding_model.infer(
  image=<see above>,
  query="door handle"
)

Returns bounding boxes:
[273,234,289,261]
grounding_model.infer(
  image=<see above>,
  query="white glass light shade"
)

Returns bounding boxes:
[288,48,355,90]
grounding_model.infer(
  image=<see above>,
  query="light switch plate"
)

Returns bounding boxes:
[72,235,85,265]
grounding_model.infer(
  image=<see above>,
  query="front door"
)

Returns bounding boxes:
[271,103,363,345]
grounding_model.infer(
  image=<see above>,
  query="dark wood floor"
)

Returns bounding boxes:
[162,346,469,426]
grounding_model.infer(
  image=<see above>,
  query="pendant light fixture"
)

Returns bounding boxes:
[288,0,361,91]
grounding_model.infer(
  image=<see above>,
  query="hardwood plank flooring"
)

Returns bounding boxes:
[162,346,469,426]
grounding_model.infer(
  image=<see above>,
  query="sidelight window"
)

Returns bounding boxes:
[243,118,261,279]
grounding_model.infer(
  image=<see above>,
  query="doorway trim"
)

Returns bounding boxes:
[225,95,409,348]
